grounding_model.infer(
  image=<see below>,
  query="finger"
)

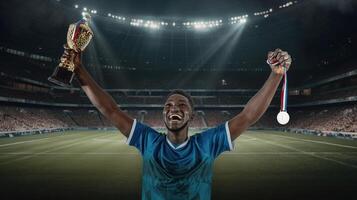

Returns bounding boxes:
[63,49,75,56]
[278,51,287,57]
[279,56,285,63]
[281,60,292,69]
[63,44,69,49]
[278,52,287,63]
[276,51,284,60]
[281,55,292,64]
[277,52,290,62]
[63,51,70,56]
[283,54,290,60]
[267,51,279,65]
[60,57,68,63]
[271,49,281,56]
[274,49,282,56]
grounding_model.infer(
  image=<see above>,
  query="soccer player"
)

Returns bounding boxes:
[64,48,291,199]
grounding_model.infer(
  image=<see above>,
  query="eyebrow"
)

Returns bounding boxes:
[166,99,188,103]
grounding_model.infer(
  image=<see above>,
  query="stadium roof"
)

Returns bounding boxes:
[61,0,285,17]
[0,0,356,77]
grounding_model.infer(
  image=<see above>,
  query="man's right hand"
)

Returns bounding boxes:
[61,44,82,71]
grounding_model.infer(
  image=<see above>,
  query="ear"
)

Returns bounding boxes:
[190,111,195,120]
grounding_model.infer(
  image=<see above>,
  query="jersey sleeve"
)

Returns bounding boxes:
[126,119,161,155]
[197,121,234,158]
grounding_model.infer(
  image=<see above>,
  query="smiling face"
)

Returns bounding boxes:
[163,94,193,132]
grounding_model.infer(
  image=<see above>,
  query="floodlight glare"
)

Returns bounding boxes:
[74,5,79,9]
[240,18,247,23]
[82,12,91,21]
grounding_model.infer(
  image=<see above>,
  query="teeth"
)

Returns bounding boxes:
[169,114,182,120]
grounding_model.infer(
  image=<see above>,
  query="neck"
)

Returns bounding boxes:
[167,126,189,145]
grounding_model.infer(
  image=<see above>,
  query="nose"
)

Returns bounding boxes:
[170,104,179,112]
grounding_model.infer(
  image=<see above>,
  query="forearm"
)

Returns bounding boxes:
[242,72,282,125]
[76,66,116,113]
[75,65,133,135]
[229,49,291,140]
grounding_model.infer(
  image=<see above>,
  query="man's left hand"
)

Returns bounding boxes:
[267,49,292,75]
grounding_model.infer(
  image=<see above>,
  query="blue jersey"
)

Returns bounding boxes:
[127,119,234,200]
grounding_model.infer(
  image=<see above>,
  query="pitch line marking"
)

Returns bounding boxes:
[0,152,356,156]
[237,138,257,142]
[0,138,50,147]
[0,132,84,148]
[268,134,357,149]
[0,152,139,155]
[246,135,357,169]
[0,134,112,165]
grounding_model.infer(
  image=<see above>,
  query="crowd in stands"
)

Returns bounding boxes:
[285,105,357,133]
[1,104,356,134]
[0,106,72,132]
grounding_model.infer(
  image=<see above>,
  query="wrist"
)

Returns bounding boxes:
[270,71,284,80]
[74,64,83,74]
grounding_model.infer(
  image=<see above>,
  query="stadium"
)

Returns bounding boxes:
[0,0,356,199]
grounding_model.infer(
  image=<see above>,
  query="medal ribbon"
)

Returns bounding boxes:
[280,69,288,112]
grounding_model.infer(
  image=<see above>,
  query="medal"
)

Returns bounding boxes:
[267,51,291,125]
[277,68,289,125]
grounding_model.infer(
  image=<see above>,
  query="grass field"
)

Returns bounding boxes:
[0,130,356,200]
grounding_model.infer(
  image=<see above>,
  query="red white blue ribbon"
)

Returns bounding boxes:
[280,70,288,112]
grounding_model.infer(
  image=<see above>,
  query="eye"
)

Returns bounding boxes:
[179,103,187,108]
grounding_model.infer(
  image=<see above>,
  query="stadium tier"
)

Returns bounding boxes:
[1,104,356,135]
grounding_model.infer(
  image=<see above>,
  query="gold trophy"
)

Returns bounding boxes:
[48,12,93,87]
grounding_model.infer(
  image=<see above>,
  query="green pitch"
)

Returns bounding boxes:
[0,130,356,200]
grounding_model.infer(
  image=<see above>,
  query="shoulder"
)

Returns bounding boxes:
[126,119,163,145]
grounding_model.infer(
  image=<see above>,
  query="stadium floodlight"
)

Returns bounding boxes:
[81,12,91,21]
[83,7,87,11]
[74,4,79,9]
[172,22,176,26]
[108,13,111,17]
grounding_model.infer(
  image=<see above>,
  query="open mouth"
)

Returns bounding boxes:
[168,114,183,121]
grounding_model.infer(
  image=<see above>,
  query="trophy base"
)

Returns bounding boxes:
[48,66,75,87]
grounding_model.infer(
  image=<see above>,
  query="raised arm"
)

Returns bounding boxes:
[65,49,134,137]
[228,49,292,140]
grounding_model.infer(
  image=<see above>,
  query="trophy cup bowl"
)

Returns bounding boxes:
[48,13,93,87]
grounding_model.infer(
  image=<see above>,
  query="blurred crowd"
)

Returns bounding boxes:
[0,104,356,133]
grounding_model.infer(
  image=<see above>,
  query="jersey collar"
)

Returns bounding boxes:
[166,136,190,150]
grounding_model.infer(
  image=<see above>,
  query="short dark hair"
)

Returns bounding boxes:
[166,89,194,110]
